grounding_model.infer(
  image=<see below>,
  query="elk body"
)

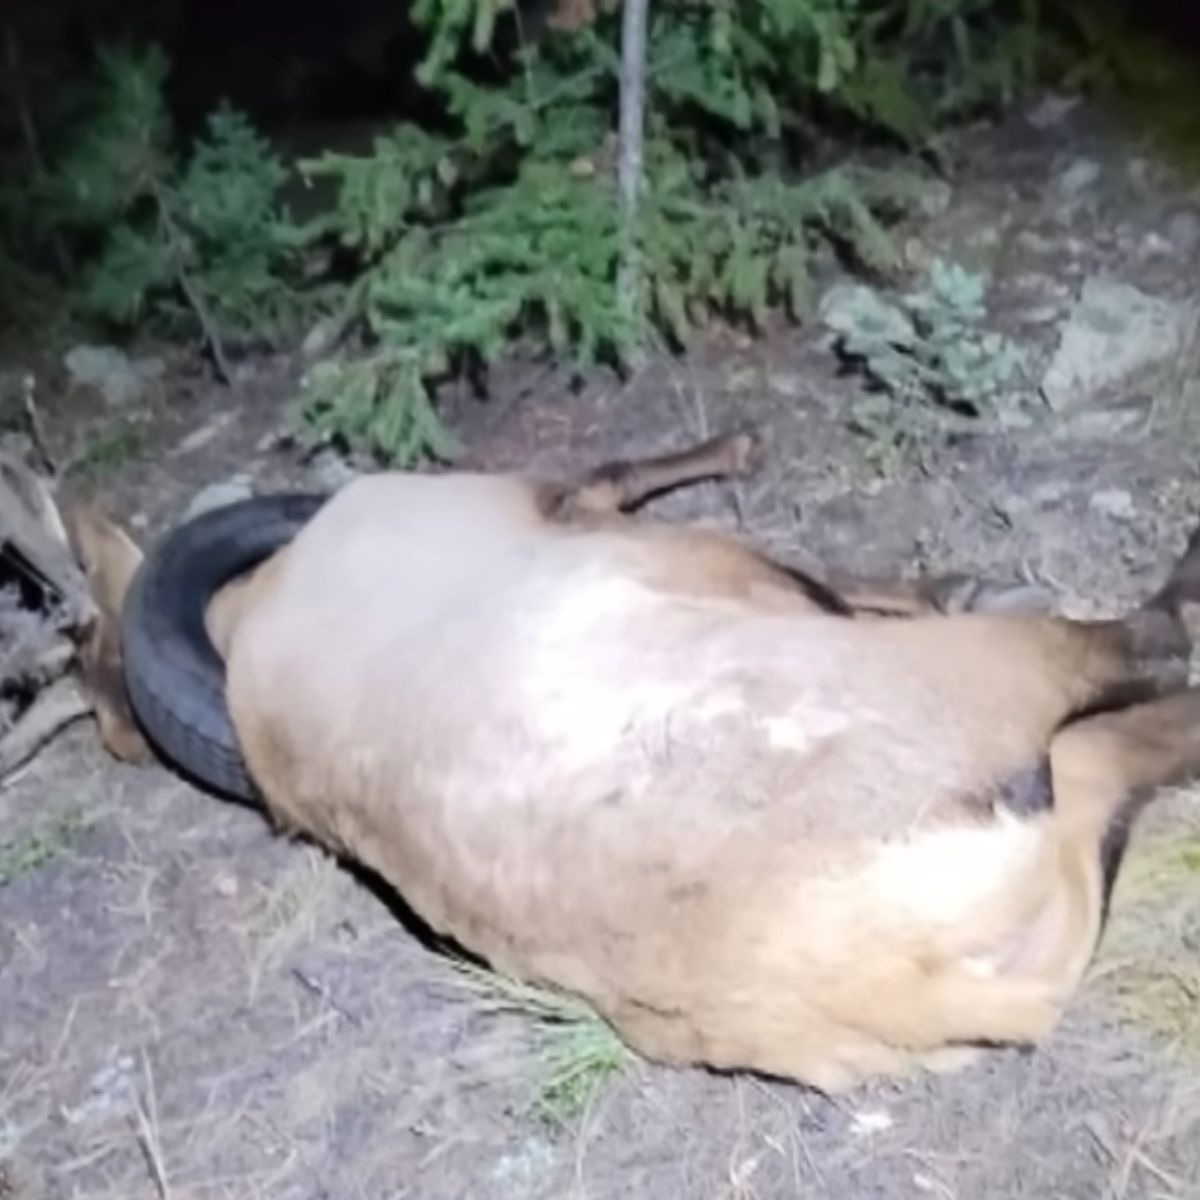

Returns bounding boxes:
[73,431,1200,1092]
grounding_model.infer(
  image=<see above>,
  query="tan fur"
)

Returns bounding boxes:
[76,440,1200,1092]
[62,501,154,764]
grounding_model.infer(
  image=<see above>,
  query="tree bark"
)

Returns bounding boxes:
[616,0,649,320]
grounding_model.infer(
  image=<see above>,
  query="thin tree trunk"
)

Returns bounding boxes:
[3,21,72,276]
[616,0,649,321]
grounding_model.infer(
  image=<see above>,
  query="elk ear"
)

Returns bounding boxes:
[64,500,142,620]
[62,501,154,764]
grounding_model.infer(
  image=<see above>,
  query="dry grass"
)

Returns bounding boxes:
[438,958,635,1124]
[240,846,347,1002]
[1091,791,1200,1059]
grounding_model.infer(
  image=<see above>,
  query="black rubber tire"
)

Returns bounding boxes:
[120,492,328,803]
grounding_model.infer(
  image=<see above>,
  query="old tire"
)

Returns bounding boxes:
[120,493,327,802]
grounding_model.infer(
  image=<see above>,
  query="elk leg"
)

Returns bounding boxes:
[1081,517,1200,703]
[953,683,1200,1027]
[1053,685,1200,904]
[543,429,761,517]
[953,518,1200,716]
[822,570,1057,618]
[866,687,1200,1061]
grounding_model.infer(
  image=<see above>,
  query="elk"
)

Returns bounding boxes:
[70,429,1200,1093]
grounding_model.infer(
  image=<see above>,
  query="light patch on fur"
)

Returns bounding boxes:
[760,708,850,752]
[527,574,698,769]
[959,954,998,978]
[525,574,771,771]
[692,691,746,723]
[863,814,1050,932]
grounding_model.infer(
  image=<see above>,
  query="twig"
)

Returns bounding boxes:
[20,373,56,475]
[291,966,364,1028]
[133,1050,173,1200]
[176,262,234,384]
[300,276,366,361]
[153,183,233,384]
[0,444,89,619]
[0,674,90,781]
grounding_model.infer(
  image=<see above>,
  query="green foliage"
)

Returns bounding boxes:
[293,0,1085,464]
[297,127,920,462]
[0,806,89,887]
[640,149,914,342]
[32,46,312,342]
[45,44,174,228]
[443,958,634,1125]
[820,258,1027,466]
[301,350,459,467]
[4,1,1096,466]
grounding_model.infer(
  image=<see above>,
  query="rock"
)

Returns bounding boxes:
[1030,481,1071,505]
[213,872,239,898]
[1166,210,1200,256]
[767,372,805,399]
[1016,230,1055,256]
[1127,158,1154,192]
[62,344,157,407]
[137,355,166,382]
[1141,231,1172,258]
[914,179,953,219]
[1020,304,1063,326]
[183,473,254,521]
[1040,277,1199,411]
[305,448,360,493]
[62,1052,137,1125]
[1026,93,1081,129]
[1054,158,1101,200]
[850,1109,894,1136]
[1059,397,1152,440]
[1090,488,1136,523]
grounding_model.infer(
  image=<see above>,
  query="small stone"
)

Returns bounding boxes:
[184,474,254,521]
[1055,158,1101,199]
[306,448,360,493]
[914,179,953,219]
[256,429,290,453]
[1030,481,1071,505]
[1127,158,1153,191]
[1060,397,1152,440]
[1141,231,1172,257]
[1021,304,1063,325]
[1090,488,1136,522]
[1041,276,1200,411]
[767,372,805,399]
[1026,93,1081,129]
[137,355,166,381]
[1016,230,1055,256]
[1166,210,1200,255]
[851,1109,894,1136]
[63,345,147,407]
[213,873,239,898]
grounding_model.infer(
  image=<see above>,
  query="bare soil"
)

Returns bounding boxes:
[4,96,1200,1200]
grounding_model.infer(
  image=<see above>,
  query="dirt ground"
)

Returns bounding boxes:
[4,95,1200,1199]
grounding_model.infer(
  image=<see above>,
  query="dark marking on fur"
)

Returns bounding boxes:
[1097,785,1154,927]
[776,565,854,617]
[990,757,1054,818]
